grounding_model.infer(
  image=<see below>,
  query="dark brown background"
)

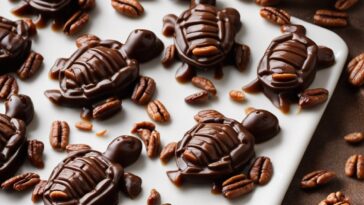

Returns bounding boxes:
[279,0,364,204]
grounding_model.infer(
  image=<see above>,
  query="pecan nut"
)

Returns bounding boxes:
[112,0,144,17]
[27,140,44,168]
[147,189,161,205]
[194,109,225,122]
[319,191,351,205]
[1,173,40,191]
[160,142,177,164]
[299,88,329,109]
[347,53,364,86]
[235,44,250,71]
[314,10,348,27]
[260,7,291,25]
[132,121,161,158]
[300,170,336,189]
[92,97,122,120]
[76,34,100,48]
[272,73,297,81]
[49,120,70,151]
[255,0,281,6]
[344,132,364,144]
[17,52,43,80]
[345,154,364,180]
[191,76,217,96]
[147,100,170,123]
[121,172,142,199]
[66,144,92,153]
[75,121,93,131]
[185,91,209,105]
[0,75,18,100]
[131,76,156,105]
[63,11,89,35]
[335,0,358,11]
[249,156,273,185]
[222,174,254,199]
[229,90,246,102]
[31,180,47,202]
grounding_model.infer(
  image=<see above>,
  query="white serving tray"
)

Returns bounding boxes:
[0,0,348,204]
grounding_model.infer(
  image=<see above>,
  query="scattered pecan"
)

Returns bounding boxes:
[194,109,225,122]
[121,172,142,199]
[249,156,273,185]
[132,121,161,158]
[299,88,329,109]
[96,129,108,137]
[147,100,170,123]
[335,0,358,11]
[0,75,18,100]
[131,76,156,105]
[345,154,364,180]
[347,53,364,87]
[160,142,177,164]
[260,7,290,25]
[281,24,306,35]
[319,191,351,205]
[314,10,348,27]
[75,121,93,131]
[255,0,281,6]
[17,52,43,80]
[229,90,246,103]
[131,121,156,133]
[300,170,336,189]
[191,76,217,96]
[112,0,144,17]
[76,34,100,48]
[49,121,70,151]
[222,174,254,199]
[344,132,364,144]
[161,45,176,67]
[147,189,161,205]
[92,97,122,120]
[31,180,47,202]
[185,91,209,105]
[63,11,89,35]
[1,173,40,191]
[65,144,92,153]
[27,140,44,168]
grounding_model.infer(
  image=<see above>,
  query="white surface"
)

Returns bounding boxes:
[0,0,348,205]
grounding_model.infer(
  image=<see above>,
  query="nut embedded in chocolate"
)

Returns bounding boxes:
[92,97,122,120]
[112,0,144,17]
[314,10,348,27]
[75,121,93,131]
[249,156,273,185]
[160,142,177,164]
[260,7,291,25]
[222,174,254,199]
[1,172,40,191]
[229,90,246,102]
[300,170,336,189]
[27,140,44,168]
[345,154,364,180]
[49,121,70,151]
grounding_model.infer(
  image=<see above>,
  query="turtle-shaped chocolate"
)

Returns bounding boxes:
[161,0,250,82]
[12,0,95,35]
[42,135,142,205]
[167,108,280,186]
[44,29,164,120]
[244,25,335,113]
[0,16,42,80]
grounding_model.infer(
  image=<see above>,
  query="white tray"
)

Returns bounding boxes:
[0,0,348,204]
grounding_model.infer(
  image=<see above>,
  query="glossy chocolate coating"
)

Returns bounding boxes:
[168,117,255,185]
[0,16,32,74]
[45,29,163,108]
[242,109,280,144]
[43,136,142,205]
[0,114,27,182]
[5,94,34,125]
[245,32,335,112]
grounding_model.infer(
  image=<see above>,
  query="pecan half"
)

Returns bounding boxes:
[299,88,329,109]
[319,191,351,205]
[66,144,92,153]
[260,7,291,25]
[222,174,254,199]
[229,90,246,103]
[147,100,170,123]
[112,0,144,17]
[161,45,176,67]
[17,52,43,80]
[147,189,161,205]
[63,11,89,35]
[49,121,69,151]
[1,173,40,191]
[345,154,364,180]
[92,97,122,120]
[75,121,93,131]
[121,172,142,199]
[344,132,364,144]
[27,140,44,168]
[31,180,47,202]
[335,0,358,11]
[255,0,281,6]
[249,156,273,185]
[235,44,250,71]
[300,170,336,189]
[0,75,18,100]
[160,142,177,164]
[132,121,161,158]
[347,53,364,86]
[194,109,225,122]
[131,76,156,105]
[191,76,217,96]
[314,10,348,27]
[185,91,209,105]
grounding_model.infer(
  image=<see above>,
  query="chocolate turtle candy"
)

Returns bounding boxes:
[0,113,27,182]
[244,26,335,113]
[162,0,250,82]
[43,136,142,205]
